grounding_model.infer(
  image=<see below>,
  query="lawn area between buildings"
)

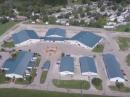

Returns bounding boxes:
[40,71,48,83]
[1,41,14,48]
[0,21,18,36]
[0,88,118,97]
[91,78,103,90]
[93,44,104,53]
[117,37,130,50]
[109,85,130,92]
[126,54,130,66]
[0,72,10,84]
[53,79,90,90]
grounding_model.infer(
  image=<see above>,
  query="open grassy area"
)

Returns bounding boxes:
[126,54,130,66]
[0,88,117,97]
[40,71,48,83]
[53,79,90,90]
[0,72,10,84]
[0,21,18,36]
[93,44,104,53]
[109,85,130,92]
[115,23,130,32]
[91,78,103,90]
[117,37,130,50]
[1,41,14,48]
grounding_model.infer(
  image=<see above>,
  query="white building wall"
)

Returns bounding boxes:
[81,72,98,76]
[110,77,125,83]
[5,73,23,79]
[60,71,74,76]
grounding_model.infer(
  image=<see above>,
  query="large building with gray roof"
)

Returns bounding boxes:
[79,56,97,76]
[43,28,66,42]
[2,51,35,79]
[67,31,103,49]
[102,54,125,82]
[12,30,40,47]
[60,56,74,75]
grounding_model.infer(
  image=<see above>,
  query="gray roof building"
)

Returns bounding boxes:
[71,31,102,48]
[12,30,39,45]
[60,56,74,73]
[79,56,97,75]
[103,54,124,81]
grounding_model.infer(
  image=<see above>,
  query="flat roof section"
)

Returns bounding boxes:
[12,30,39,45]
[71,31,102,48]
[80,56,97,74]
[102,54,124,81]
[60,56,74,72]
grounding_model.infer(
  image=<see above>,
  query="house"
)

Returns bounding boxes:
[79,56,97,76]
[67,31,103,49]
[12,30,40,47]
[102,54,125,82]
[2,51,35,79]
[60,56,74,75]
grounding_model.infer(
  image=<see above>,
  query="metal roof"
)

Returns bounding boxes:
[12,30,39,44]
[60,56,74,72]
[3,51,33,75]
[43,37,66,41]
[79,56,97,73]
[71,31,102,48]
[102,54,124,79]
[45,28,66,38]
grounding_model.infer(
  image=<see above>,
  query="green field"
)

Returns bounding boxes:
[116,23,130,32]
[126,54,130,66]
[0,88,117,97]
[0,21,18,36]
[117,37,130,50]
[1,41,14,48]
[40,71,48,83]
[109,85,130,92]
[93,44,104,53]
[53,79,90,90]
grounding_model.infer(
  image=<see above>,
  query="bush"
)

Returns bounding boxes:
[92,78,102,90]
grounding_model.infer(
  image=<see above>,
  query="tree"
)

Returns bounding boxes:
[115,81,124,90]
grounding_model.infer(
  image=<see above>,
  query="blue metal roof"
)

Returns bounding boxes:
[45,28,66,38]
[71,31,102,48]
[80,56,97,73]
[42,61,50,70]
[102,54,124,79]
[60,56,74,72]
[3,51,33,75]
[12,30,39,44]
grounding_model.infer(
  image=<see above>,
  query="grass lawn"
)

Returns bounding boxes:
[93,44,104,53]
[117,37,130,50]
[35,56,41,67]
[0,72,10,84]
[40,71,48,83]
[109,85,130,92]
[126,54,130,66]
[53,79,90,90]
[115,23,130,32]
[0,88,117,97]
[0,21,18,36]
[91,78,103,90]
[1,41,14,48]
